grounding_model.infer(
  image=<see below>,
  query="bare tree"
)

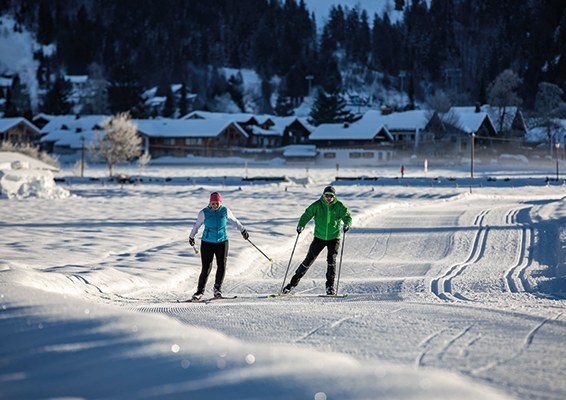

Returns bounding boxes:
[425,89,462,136]
[487,70,523,135]
[136,151,151,183]
[89,112,142,176]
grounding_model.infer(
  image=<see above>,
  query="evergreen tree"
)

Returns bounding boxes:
[308,79,355,126]
[107,63,144,114]
[37,0,55,45]
[162,87,176,117]
[178,82,189,117]
[5,75,31,117]
[274,87,294,117]
[42,76,72,115]
[227,73,245,112]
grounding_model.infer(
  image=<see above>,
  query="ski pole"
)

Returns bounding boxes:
[280,233,300,294]
[335,231,346,295]
[247,239,273,262]
[191,245,199,254]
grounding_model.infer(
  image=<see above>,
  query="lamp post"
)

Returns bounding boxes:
[471,132,475,179]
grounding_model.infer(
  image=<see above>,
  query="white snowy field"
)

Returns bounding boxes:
[1,161,566,400]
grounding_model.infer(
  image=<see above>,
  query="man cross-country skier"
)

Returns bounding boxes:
[189,192,248,300]
[283,186,352,295]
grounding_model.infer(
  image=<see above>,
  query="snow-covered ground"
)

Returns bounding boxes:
[1,161,566,399]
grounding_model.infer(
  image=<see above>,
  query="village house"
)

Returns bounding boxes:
[39,115,108,156]
[135,118,248,158]
[435,106,498,157]
[308,109,444,163]
[182,111,312,148]
[0,117,41,145]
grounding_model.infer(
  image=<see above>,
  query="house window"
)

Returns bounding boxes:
[349,152,361,159]
[185,138,202,146]
[324,152,336,159]
[163,138,175,146]
[362,152,374,158]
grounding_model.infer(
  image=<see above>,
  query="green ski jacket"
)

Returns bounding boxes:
[298,195,352,240]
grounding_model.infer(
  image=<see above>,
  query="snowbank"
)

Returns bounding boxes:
[0,168,70,199]
[0,153,69,199]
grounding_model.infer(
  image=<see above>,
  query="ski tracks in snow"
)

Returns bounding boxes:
[430,209,490,301]
[430,204,535,301]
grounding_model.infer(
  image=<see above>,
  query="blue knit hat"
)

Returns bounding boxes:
[323,186,336,196]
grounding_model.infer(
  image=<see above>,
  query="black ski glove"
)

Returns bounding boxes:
[242,229,249,240]
[343,224,350,233]
[189,237,195,246]
[297,226,304,234]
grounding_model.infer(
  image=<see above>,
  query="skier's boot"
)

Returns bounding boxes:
[213,285,223,298]
[282,284,294,295]
[326,287,336,296]
[192,292,203,301]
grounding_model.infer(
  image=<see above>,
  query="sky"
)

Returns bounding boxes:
[1,153,566,399]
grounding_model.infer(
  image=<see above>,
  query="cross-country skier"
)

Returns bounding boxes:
[283,186,352,295]
[189,192,248,300]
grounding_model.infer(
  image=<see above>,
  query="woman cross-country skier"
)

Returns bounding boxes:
[283,186,352,295]
[189,192,248,300]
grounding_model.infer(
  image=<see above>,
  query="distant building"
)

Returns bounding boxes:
[0,117,41,144]
[135,118,248,158]
[183,111,312,148]
[39,115,108,155]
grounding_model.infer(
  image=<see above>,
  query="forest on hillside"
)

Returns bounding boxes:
[2,0,566,118]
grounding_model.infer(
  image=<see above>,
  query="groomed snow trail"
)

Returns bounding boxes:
[134,194,566,400]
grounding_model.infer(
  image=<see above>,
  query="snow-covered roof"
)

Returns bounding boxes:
[40,129,97,149]
[0,117,40,133]
[65,75,89,84]
[183,111,260,124]
[0,76,13,87]
[309,110,437,141]
[457,113,495,134]
[40,115,110,134]
[361,110,431,131]
[135,118,248,138]
[446,108,497,134]
[249,126,281,136]
[33,113,56,122]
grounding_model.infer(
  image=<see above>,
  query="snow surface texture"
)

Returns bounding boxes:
[1,162,566,399]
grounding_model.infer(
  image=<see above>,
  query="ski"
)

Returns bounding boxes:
[177,296,237,303]
[266,293,295,298]
[319,294,348,298]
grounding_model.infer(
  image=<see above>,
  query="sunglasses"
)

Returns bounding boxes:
[324,194,335,198]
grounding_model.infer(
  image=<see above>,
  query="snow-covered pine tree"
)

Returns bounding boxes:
[308,79,355,126]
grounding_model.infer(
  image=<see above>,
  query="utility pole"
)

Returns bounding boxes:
[81,136,85,177]
[471,132,475,179]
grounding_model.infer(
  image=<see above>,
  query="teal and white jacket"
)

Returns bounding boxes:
[189,205,245,243]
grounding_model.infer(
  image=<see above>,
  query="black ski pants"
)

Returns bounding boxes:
[197,240,229,294]
[289,237,340,288]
